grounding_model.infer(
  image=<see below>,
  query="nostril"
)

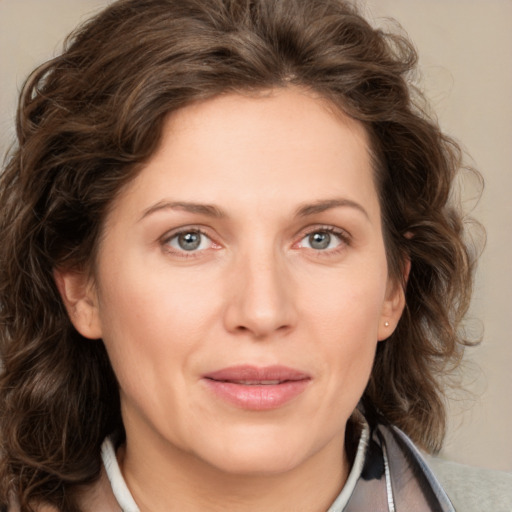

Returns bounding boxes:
[223,269,298,337]
[233,322,292,338]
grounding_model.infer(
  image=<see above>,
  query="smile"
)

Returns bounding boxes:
[227,380,283,385]
[202,365,311,410]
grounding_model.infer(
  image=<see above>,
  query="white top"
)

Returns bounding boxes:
[100,421,370,512]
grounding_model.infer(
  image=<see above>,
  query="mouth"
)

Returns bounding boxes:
[220,380,284,385]
[202,365,311,410]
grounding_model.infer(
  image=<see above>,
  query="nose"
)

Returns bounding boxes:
[223,248,298,339]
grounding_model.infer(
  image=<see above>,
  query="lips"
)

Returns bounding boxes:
[202,365,311,410]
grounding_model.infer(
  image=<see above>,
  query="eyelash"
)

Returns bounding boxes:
[161,227,217,259]
[295,225,351,255]
[160,225,351,258]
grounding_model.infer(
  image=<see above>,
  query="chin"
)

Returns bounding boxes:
[205,447,305,477]
[189,424,325,477]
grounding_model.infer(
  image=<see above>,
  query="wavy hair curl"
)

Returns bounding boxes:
[0,0,479,509]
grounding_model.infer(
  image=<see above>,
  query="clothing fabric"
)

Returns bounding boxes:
[7,409,511,511]
[339,412,456,511]
[98,409,477,512]
[425,455,512,512]
[99,427,368,512]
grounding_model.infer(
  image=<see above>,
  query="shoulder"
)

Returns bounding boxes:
[425,455,512,512]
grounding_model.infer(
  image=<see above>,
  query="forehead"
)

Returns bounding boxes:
[108,87,380,223]
[165,88,370,162]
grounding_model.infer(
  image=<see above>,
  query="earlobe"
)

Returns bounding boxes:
[53,268,102,340]
[378,259,410,341]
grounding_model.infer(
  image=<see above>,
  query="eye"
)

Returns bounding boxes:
[298,228,347,251]
[165,229,213,252]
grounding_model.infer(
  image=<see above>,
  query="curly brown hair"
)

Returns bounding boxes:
[0,0,479,510]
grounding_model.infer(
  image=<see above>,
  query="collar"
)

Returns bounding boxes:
[99,412,454,512]
[100,418,370,512]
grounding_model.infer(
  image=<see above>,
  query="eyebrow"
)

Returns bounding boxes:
[295,198,369,219]
[139,201,226,221]
[139,197,369,222]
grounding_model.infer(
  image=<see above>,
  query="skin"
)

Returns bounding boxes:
[57,88,405,512]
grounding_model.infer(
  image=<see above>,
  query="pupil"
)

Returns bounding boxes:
[178,232,201,250]
[309,232,330,250]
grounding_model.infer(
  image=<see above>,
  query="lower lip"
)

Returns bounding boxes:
[203,379,310,410]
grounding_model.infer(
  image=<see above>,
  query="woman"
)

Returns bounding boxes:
[0,0,510,510]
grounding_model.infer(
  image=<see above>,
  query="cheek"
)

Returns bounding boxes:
[303,265,387,340]
[300,264,387,393]
[317,289,381,379]
[95,258,223,387]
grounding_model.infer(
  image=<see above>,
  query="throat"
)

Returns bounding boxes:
[116,431,349,512]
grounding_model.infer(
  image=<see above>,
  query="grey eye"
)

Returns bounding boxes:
[167,230,211,252]
[300,230,344,251]
[178,232,202,251]
[308,231,332,250]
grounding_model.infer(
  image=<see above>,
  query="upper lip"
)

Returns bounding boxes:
[203,365,311,383]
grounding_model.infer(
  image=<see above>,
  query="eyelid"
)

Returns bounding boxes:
[158,224,351,258]
[294,225,352,251]
[160,225,221,256]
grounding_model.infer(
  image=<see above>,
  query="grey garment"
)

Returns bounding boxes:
[103,416,505,512]
[425,456,512,512]
[101,414,457,512]
[342,418,456,512]
[89,418,512,512]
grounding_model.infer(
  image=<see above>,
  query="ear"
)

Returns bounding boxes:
[377,259,411,341]
[53,268,102,340]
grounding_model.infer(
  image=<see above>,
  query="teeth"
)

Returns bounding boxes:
[233,380,282,385]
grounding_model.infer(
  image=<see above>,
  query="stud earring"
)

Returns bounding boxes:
[384,321,390,327]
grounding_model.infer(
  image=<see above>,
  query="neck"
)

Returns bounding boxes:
[119,424,350,512]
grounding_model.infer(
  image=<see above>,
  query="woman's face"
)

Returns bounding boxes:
[60,88,405,476]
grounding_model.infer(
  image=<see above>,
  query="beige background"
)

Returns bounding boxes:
[1,0,511,471]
